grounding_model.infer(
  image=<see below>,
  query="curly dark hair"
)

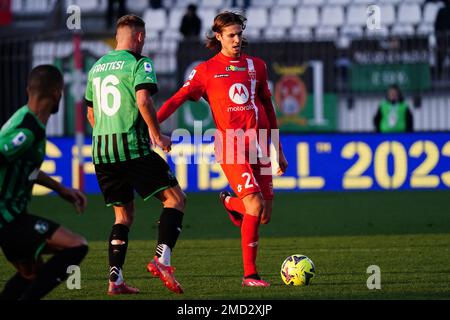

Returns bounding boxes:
[205,11,248,52]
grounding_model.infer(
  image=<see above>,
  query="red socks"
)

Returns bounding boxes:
[225,196,261,277]
[241,214,260,277]
[225,197,246,215]
[224,196,245,227]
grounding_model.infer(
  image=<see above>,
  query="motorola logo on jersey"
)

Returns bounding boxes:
[229,83,249,105]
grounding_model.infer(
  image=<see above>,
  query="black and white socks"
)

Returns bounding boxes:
[155,208,184,266]
[108,224,129,284]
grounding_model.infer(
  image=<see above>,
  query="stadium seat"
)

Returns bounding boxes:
[315,26,338,39]
[146,29,160,41]
[168,7,185,31]
[244,27,261,39]
[275,0,300,7]
[339,97,382,132]
[218,6,242,14]
[246,7,268,29]
[250,0,274,8]
[379,4,395,28]
[417,23,434,35]
[352,0,373,4]
[199,0,223,9]
[365,27,389,38]
[321,6,344,28]
[419,1,441,37]
[330,0,352,5]
[270,7,294,29]
[423,2,443,25]
[144,34,161,54]
[397,3,421,25]
[11,0,22,13]
[143,8,167,34]
[65,0,106,13]
[391,24,415,36]
[295,6,319,28]
[174,0,199,7]
[340,25,364,38]
[379,0,402,4]
[22,0,55,13]
[264,27,286,40]
[302,0,325,6]
[162,0,175,8]
[346,5,368,27]
[162,29,182,41]
[153,54,177,73]
[414,96,450,131]
[289,26,313,39]
[198,8,217,32]
[403,0,425,3]
[126,0,149,14]
[161,38,179,53]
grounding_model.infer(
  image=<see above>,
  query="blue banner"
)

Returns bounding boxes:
[34,133,450,195]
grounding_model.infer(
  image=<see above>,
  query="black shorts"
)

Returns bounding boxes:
[0,213,60,263]
[95,152,179,206]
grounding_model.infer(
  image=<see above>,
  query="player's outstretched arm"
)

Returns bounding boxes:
[157,86,194,124]
[35,170,87,214]
[158,63,205,123]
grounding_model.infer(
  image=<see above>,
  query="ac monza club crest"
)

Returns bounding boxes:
[229,83,249,105]
[274,75,307,116]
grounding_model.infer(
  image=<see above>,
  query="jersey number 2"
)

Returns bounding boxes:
[242,172,254,189]
[93,75,121,116]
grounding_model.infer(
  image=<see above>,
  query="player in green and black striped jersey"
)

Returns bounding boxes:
[85,42,156,164]
[85,14,186,295]
[0,65,88,300]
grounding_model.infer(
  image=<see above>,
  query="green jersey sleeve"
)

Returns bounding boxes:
[0,128,35,163]
[134,57,158,96]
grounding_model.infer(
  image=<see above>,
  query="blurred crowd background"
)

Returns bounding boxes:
[0,0,449,136]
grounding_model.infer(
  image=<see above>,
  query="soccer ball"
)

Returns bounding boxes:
[280,254,315,286]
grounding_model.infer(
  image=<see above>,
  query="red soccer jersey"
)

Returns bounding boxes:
[158,52,274,131]
[158,52,278,163]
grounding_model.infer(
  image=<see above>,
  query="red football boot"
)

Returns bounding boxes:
[219,191,243,227]
[146,257,160,278]
[242,276,270,287]
[147,257,184,294]
[107,282,140,295]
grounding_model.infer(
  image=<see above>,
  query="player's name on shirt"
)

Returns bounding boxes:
[91,61,126,74]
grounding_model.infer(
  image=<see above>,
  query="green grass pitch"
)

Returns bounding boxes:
[1,190,449,300]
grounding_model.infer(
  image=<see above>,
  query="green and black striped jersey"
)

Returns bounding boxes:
[0,106,46,228]
[85,50,158,164]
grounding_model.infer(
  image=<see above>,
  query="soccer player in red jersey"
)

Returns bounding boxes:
[157,11,288,286]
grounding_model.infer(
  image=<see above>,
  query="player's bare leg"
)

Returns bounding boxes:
[240,193,269,287]
[221,195,273,226]
[147,185,186,294]
[45,226,87,251]
[260,199,273,225]
[1,227,88,300]
[107,202,139,295]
